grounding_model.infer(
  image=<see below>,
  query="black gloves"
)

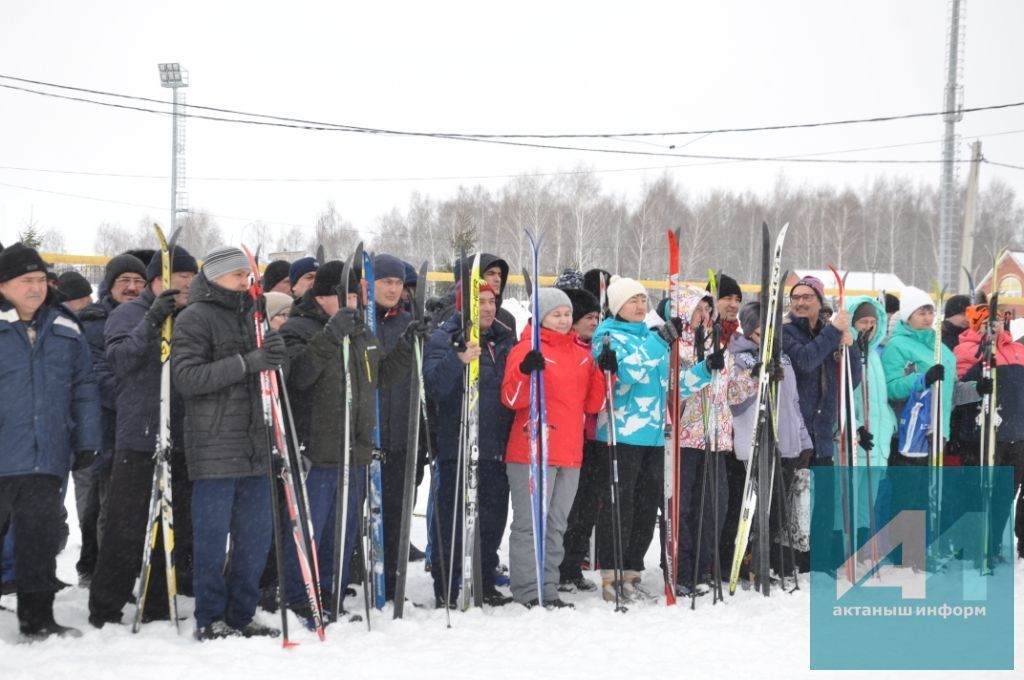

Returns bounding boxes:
[924,364,945,387]
[144,288,179,328]
[325,308,363,342]
[657,317,684,345]
[403,319,429,344]
[72,450,98,471]
[976,376,993,396]
[597,345,618,374]
[449,330,467,353]
[519,350,546,375]
[857,426,874,452]
[244,331,286,373]
[705,352,725,372]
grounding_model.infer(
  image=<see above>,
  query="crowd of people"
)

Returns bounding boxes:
[1,238,1022,644]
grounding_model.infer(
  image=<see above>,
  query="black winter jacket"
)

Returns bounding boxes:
[374,303,414,455]
[170,273,270,480]
[423,313,515,463]
[280,294,412,467]
[79,296,119,451]
[105,288,185,454]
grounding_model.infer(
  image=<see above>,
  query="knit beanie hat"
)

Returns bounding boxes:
[606,276,646,317]
[790,276,825,305]
[898,286,934,321]
[262,260,291,291]
[145,245,198,282]
[57,271,93,300]
[535,287,572,324]
[202,246,250,283]
[403,261,418,288]
[853,301,877,324]
[373,253,406,281]
[554,268,585,291]
[264,291,293,320]
[103,253,147,291]
[583,268,611,302]
[288,256,319,287]
[0,243,48,283]
[711,273,743,301]
[944,294,971,319]
[740,301,761,338]
[563,288,600,323]
[311,260,345,297]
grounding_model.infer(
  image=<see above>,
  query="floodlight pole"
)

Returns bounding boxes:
[158,63,189,235]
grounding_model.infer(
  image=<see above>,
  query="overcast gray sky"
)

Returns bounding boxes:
[1,0,1022,255]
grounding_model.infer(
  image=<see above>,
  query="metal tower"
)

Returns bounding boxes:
[938,0,966,290]
[158,63,189,233]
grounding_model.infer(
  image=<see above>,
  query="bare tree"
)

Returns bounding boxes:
[177,209,223,258]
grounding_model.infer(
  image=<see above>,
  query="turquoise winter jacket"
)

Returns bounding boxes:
[881,319,957,442]
[846,296,896,468]
[592,317,711,447]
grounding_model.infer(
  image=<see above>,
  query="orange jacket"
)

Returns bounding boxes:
[502,325,606,468]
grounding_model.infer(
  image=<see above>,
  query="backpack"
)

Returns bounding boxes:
[897,387,932,457]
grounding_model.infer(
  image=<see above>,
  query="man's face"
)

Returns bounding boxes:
[0,272,48,318]
[291,271,316,299]
[170,271,195,308]
[110,271,146,304]
[789,285,821,321]
[482,266,503,294]
[374,277,404,309]
[65,296,92,313]
[316,295,340,317]
[213,269,251,293]
[479,291,497,331]
[574,311,600,341]
[717,294,741,322]
[947,313,968,329]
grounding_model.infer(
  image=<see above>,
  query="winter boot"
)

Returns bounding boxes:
[237,620,281,638]
[482,588,513,607]
[622,570,657,603]
[194,620,241,641]
[600,569,631,604]
[17,591,81,641]
[557,576,598,593]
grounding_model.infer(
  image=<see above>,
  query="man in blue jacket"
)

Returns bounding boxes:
[782,275,861,573]
[88,247,197,628]
[0,243,101,640]
[423,282,515,607]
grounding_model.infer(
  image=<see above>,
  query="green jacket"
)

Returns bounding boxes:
[881,319,957,441]
[846,296,896,468]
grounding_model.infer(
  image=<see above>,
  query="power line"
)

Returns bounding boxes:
[984,158,1024,172]
[2,72,1023,140]
[0,74,1018,163]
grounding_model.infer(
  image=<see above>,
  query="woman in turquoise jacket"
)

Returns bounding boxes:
[880,286,957,464]
[590,276,714,603]
[846,295,896,469]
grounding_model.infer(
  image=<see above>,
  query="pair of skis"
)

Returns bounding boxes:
[728,222,789,596]
[663,229,682,605]
[242,245,326,646]
[133,223,180,633]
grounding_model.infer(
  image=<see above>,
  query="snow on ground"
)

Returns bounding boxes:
[1,475,1020,680]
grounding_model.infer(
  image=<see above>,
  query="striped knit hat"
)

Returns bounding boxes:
[202,246,250,282]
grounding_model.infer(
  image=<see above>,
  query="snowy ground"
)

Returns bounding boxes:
[1,473,1019,680]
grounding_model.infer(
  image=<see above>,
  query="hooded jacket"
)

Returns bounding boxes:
[846,295,896,468]
[170,272,270,480]
[591,316,711,448]
[280,293,411,467]
[0,301,101,478]
[783,312,863,458]
[881,320,957,442]
[502,325,605,467]
[79,295,119,451]
[729,333,811,459]
[953,328,1024,443]
[674,285,758,452]
[424,312,516,463]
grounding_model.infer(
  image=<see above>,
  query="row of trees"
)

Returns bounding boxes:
[77,170,1022,289]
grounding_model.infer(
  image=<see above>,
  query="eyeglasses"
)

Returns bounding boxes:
[790,293,817,303]
[113,276,146,287]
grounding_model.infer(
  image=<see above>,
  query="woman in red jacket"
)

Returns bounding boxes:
[502,287,606,607]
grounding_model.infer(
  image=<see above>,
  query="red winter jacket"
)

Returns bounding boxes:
[954,328,1024,378]
[502,325,606,468]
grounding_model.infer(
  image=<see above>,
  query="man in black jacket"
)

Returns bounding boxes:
[279,260,414,621]
[423,282,516,607]
[74,253,147,586]
[171,246,286,640]
[88,247,197,628]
